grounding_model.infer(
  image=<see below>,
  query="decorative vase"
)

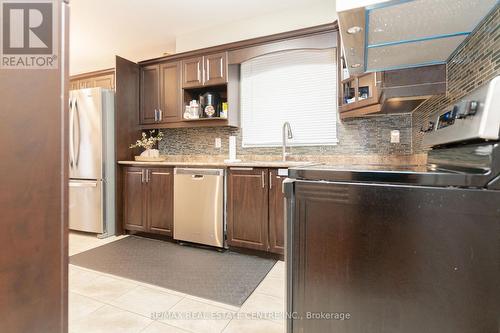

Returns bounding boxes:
[134,149,165,162]
[141,149,160,158]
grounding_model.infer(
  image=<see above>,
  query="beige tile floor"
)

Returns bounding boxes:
[69,232,285,333]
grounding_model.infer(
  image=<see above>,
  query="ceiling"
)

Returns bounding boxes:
[70,0,336,75]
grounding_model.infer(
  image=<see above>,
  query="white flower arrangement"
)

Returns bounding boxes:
[129,130,164,150]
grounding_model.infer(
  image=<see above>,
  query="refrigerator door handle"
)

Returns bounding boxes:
[69,181,98,188]
[69,97,75,168]
[74,99,81,166]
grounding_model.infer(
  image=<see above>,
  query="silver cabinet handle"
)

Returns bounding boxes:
[200,61,204,83]
[261,170,265,189]
[146,169,150,183]
[269,171,272,190]
[229,167,254,171]
[159,109,163,121]
[154,109,158,122]
[141,169,145,183]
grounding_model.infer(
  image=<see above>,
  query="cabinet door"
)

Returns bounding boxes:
[93,73,115,90]
[182,56,203,88]
[269,169,285,254]
[123,167,147,232]
[79,78,94,89]
[69,80,79,90]
[204,52,227,86]
[140,65,160,124]
[227,168,269,251]
[147,168,174,236]
[159,62,181,123]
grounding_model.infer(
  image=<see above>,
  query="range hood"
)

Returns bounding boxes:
[337,0,499,75]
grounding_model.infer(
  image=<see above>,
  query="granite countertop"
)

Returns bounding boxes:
[117,160,316,168]
[117,153,428,169]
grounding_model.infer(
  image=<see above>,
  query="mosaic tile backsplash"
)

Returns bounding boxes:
[158,113,413,158]
[412,6,500,152]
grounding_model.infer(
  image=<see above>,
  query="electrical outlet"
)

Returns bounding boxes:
[390,130,400,143]
[215,138,222,148]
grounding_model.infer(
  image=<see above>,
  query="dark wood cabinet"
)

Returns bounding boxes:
[140,64,160,124]
[182,53,227,88]
[123,167,147,232]
[227,168,269,251]
[182,56,203,88]
[148,168,174,236]
[204,52,227,86]
[227,168,285,254]
[140,61,181,125]
[159,62,182,122]
[269,169,285,254]
[123,166,173,236]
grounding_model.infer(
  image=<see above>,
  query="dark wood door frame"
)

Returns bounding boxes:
[0,2,68,332]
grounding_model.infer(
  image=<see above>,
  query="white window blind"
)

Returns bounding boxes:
[240,49,338,147]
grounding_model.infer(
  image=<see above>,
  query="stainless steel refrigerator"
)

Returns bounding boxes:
[69,88,115,236]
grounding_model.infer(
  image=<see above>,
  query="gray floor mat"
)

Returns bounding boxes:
[70,236,276,306]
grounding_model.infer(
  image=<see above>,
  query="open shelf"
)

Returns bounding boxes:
[183,84,228,119]
[182,117,228,122]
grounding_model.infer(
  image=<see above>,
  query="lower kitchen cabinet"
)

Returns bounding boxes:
[123,166,173,236]
[123,167,147,232]
[269,169,286,254]
[227,168,285,254]
[227,168,269,251]
[148,168,174,235]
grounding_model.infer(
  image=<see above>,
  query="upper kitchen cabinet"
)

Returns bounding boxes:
[337,0,498,75]
[203,52,227,86]
[182,56,203,88]
[340,72,382,119]
[159,62,182,122]
[339,63,447,119]
[182,52,227,88]
[70,69,115,90]
[140,61,182,125]
[140,64,160,124]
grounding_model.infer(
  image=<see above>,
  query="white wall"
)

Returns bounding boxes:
[175,1,337,53]
[70,0,337,75]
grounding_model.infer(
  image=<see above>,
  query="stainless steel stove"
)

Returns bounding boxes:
[284,76,500,333]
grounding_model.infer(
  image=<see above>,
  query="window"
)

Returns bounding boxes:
[240,48,338,147]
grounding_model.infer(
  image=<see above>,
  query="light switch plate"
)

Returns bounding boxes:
[215,138,222,148]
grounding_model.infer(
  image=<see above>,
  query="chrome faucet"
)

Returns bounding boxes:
[282,121,294,162]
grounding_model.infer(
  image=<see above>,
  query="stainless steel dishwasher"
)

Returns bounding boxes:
[173,168,224,248]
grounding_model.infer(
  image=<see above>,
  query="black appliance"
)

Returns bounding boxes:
[284,76,500,333]
[199,92,220,118]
